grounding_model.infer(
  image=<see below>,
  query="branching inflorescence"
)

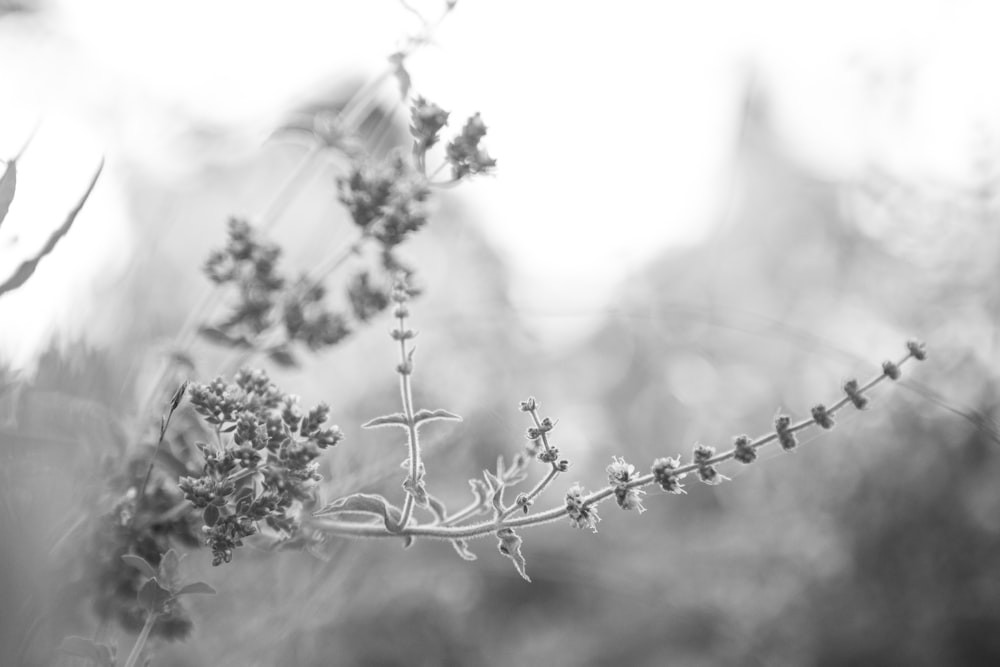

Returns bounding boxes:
[311,315,928,581]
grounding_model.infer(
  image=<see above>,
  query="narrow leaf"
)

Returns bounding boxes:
[0,159,103,298]
[174,581,217,597]
[483,470,504,512]
[121,554,158,580]
[313,493,405,532]
[497,528,530,582]
[361,412,410,429]
[137,578,172,614]
[425,494,448,522]
[0,159,16,231]
[412,408,462,426]
[451,539,477,561]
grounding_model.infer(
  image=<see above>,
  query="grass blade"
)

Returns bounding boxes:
[0,158,103,298]
[0,160,15,231]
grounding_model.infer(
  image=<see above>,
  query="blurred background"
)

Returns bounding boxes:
[2,1,999,665]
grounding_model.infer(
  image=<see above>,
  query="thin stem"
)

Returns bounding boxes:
[396,308,421,529]
[134,383,185,518]
[499,466,558,521]
[439,500,485,526]
[123,612,157,667]
[314,349,923,542]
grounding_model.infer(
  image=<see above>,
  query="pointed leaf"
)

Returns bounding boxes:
[483,470,504,512]
[412,408,462,426]
[469,478,489,509]
[0,159,16,231]
[361,412,410,429]
[425,494,448,522]
[0,159,102,298]
[234,487,255,514]
[121,554,158,580]
[174,581,217,597]
[451,539,477,561]
[313,493,405,532]
[58,636,115,667]
[137,578,172,614]
[497,528,530,582]
[158,549,181,587]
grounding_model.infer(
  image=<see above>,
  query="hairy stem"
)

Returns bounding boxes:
[314,349,922,542]
[396,309,421,529]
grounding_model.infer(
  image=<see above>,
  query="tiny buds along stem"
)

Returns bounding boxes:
[311,340,928,582]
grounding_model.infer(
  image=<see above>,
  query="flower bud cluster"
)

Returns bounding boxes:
[410,97,450,154]
[693,444,726,485]
[651,456,686,494]
[565,483,600,532]
[446,113,497,179]
[606,456,646,513]
[182,368,341,565]
[202,218,356,359]
[338,154,431,249]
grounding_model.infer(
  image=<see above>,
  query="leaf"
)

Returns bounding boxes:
[197,326,252,349]
[203,504,220,527]
[234,487,255,514]
[412,408,462,426]
[425,494,448,522]
[313,493,405,532]
[361,412,410,429]
[174,581,217,597]
[58,636,115,667]
[0,159,103,298]
[0,159,16,231]
[267,345,299,368]
[468,478,490,510]
[451,539,477,561]
[497,528,530,582]
[483,470,504,512]
[137,578,172,614]
[121,554,158,580]
[157,549,181,587]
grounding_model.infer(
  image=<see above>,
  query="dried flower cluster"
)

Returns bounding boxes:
[202,218,354,362]
[181,368,342,565]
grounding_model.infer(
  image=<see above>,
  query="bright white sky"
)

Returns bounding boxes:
[1,0,999,367]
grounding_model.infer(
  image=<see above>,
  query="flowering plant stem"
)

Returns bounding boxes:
[395,305,422,529]
[313,347,924,542]
[122,612,157,667]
